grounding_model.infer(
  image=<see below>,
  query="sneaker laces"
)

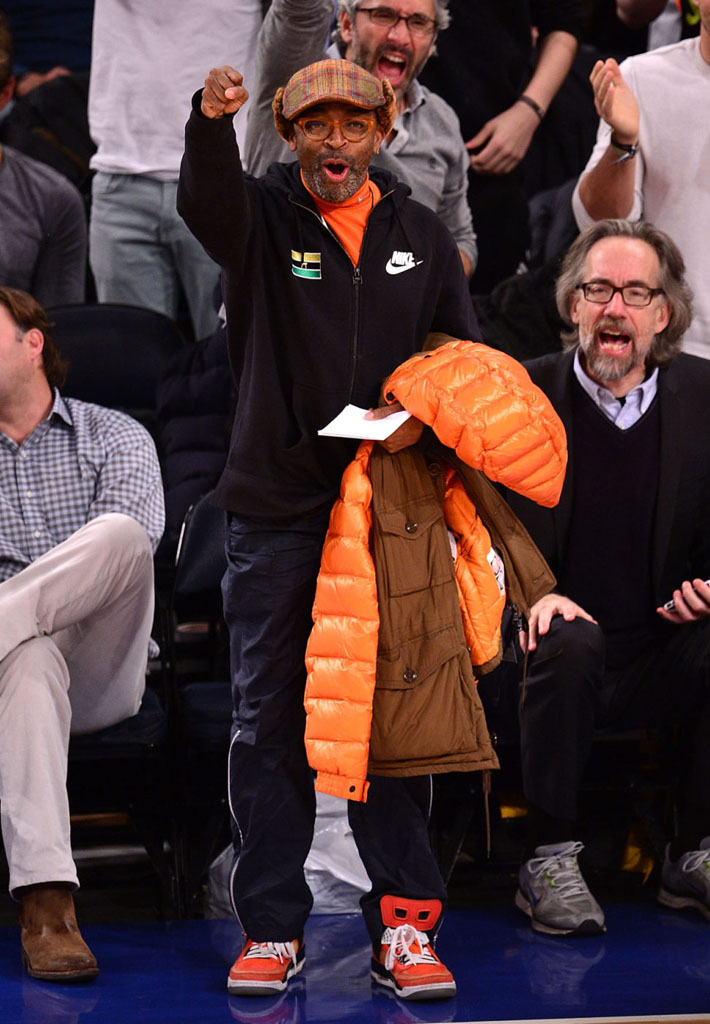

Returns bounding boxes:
[681,848,710,874]
[383,924,438,971]
[243,941,297,966]
[527,841,590,899]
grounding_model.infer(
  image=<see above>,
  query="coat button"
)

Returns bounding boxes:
[428,462,441,477]
[405,521,418,534]
[403,667,419,683]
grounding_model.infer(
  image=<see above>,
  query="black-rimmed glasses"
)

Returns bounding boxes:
[357,5,437,36]
[577,282,665,307]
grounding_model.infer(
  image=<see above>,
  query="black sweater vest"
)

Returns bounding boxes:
[559,381,660,668]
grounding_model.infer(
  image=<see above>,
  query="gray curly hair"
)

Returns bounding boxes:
[556,219,693,369]
[332,0,450,50]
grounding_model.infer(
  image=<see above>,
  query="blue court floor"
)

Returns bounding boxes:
[0,903,708,1024]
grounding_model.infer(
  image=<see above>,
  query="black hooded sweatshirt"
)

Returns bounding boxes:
[178,94,481,520]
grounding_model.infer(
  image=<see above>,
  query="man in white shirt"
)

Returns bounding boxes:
[572,0,710,357]
[88,0,262,339]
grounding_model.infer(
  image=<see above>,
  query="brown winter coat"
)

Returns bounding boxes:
[304,341,566,801]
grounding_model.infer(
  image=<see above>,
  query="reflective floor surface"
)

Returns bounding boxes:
[0,902,708,1024]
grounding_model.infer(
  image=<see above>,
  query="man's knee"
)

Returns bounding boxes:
[524,615,605,711]
[74,515,154,591]
[84,513,152,559]
[532,615,604,673]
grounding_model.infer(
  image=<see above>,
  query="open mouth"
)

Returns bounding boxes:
[322,160,350,183]
[597,328,633,354]
[376,50,409,87]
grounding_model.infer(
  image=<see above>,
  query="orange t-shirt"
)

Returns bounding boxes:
[302,172,382,267]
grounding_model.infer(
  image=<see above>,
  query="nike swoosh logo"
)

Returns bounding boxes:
[386,259,423,275]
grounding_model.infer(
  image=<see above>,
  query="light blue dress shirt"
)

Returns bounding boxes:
[573,349,659,430]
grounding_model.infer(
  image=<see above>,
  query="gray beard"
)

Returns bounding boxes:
[579,322,642,383]
[582,345,639,382]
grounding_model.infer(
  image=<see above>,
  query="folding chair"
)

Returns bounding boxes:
[168,492,233,914]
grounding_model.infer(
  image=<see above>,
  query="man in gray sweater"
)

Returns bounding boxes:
[0,14,86,307]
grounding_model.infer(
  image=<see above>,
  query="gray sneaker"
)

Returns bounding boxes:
[515,841,606,936]
[658,837,710,921]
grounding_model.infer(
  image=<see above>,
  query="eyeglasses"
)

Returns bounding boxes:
[577,281,665,307]
[294,115,376,142]
[357,5,438,36]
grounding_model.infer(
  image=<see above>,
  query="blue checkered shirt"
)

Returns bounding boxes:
[0,391,165,583]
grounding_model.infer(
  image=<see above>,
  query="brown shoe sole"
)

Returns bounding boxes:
[22,949,100,983]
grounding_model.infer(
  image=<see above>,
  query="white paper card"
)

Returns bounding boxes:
[318,404,411,440]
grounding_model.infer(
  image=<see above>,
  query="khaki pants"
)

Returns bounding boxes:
[0,514,154,894]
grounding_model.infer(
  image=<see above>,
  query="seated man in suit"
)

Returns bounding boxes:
[498,218,710,936]
[0,287,164,981]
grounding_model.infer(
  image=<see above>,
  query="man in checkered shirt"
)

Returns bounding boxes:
[0,287,164,983]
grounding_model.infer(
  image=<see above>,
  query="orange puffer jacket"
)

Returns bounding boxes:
[304,341,567,801]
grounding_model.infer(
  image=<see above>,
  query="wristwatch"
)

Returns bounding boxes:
[610,134,639,164]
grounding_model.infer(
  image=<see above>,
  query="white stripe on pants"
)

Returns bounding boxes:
[0,513,154,894]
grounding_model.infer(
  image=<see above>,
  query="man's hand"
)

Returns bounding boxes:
[521,593,597,654]
[657,579,710,624]
[589,58,639,144]
[201,66,249,119]
[365,402,424,454]
[467,103,539,176]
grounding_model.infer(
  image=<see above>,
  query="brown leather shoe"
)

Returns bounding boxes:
[20,885,99,982]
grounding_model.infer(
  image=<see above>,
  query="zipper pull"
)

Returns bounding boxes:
[353,267,361,285]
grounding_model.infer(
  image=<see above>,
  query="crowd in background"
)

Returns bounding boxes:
[0,0,702,545]
[1,0,709,993]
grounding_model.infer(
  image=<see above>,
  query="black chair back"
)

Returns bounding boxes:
[47,303,186,436]
[174,491,227,615]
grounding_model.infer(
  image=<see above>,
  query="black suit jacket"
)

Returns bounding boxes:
[505,349,710,609]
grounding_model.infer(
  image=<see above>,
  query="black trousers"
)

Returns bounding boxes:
[222,511,446,944]
[514,616,710,826]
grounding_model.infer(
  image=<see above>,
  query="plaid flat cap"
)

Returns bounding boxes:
[280,58,388,119]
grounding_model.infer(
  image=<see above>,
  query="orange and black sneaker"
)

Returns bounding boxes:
[227,938,305,996]
[371,897,456,1002]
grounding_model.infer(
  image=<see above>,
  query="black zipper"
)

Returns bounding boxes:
[510,602,526,634]
[289,188,396,402]
[349,264,362,399]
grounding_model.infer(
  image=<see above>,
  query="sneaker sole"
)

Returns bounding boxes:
[658,886,710,921]
[227,953,305,996]
[515,888,607,937]
[371,965,456,1001]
